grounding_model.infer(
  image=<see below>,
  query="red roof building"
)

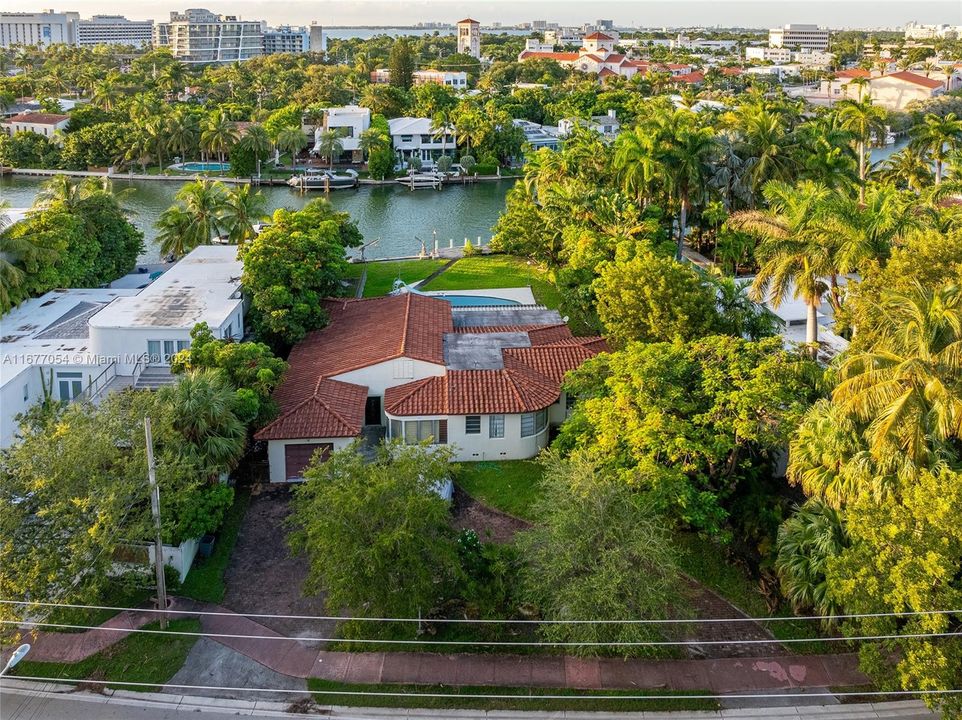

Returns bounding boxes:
[257,293,606,480]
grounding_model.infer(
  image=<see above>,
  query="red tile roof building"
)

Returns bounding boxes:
[256,293,607,479]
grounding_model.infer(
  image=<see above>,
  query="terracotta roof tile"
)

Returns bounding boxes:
[519,51,580,62]
[502,338,608,383]
[384,368,560,416]
[254,379,366,440]
[882,71,944,89]
[3,112,70,125]
[584,32,614,41]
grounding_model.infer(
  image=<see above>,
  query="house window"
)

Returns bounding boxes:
[465,415,481,434]
[224,322,232,338]
[57,371,84,401]
[401,419,441,444]
[520,409,548,437]
[23,383,29,402]
[489,414,504,438]
[390,419,401,438]
[400,134,413,142]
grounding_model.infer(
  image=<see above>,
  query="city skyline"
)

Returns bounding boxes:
[2,1,960,29]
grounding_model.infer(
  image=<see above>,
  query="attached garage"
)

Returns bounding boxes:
[284,442,333,481]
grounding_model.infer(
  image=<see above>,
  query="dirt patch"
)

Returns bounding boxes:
[451,484,530,543]
[221,484,337,641]
[681,577,785,659]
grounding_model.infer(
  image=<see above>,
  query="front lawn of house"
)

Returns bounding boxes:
[13,619,200,691]
[454,460,544,522]
[344,259,449,298]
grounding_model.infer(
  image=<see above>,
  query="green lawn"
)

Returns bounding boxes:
[675,533,830,653]
[421,255,563,310]
[344,259,449,298]
[13,619,199,691]
[178,489,250,603]
[308,680,718,712]
[454,460,543,522]
[46,581,149,632]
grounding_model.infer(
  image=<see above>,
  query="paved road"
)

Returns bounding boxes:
[0,686,939,720]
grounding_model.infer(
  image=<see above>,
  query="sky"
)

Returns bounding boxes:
[4,0,961,29]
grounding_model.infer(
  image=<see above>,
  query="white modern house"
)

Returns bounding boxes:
[387,117,456,168]
[308,105,370,162]
[0,245,244,448]
[558,110,620,139]
[255,293,606,481]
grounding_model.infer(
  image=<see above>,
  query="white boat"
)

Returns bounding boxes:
[288,169,358,190]
[397,172,443,190]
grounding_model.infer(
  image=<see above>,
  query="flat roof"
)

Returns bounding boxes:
[1,287,139,386]
[89,245,243,331]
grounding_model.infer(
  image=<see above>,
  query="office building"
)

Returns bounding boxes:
[0,10,79,48]
[154,8,263,64]
[263,23,324,54]
[769,24,830,52]
[77,15,153,48]
[457,18,481,59]
[596,20,614,30]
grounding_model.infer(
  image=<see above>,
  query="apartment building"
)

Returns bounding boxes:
[904,21,961,40]
[263,24,324,54]
[746,46,793,63]
[0,10,79,48]
[77,15,153,48]
[370,69,468,88]
[769,24,830,52]
[153,8,263,64]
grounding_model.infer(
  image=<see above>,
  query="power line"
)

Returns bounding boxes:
[3,619,961,647]
[1,598,959,626]
[6,677,962,702]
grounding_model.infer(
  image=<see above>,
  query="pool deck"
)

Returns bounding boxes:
[418,287,537,305]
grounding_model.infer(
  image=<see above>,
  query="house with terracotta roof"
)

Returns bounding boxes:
[254,293,606,481]
[516,31,654,81]
[1,112,70,143]
[867,71,946,109]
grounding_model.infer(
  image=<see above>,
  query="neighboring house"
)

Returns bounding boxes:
[867,71,946,109]
[558,109,620,139]
[1,112,70,142]
[517,31,654,81]
[254,294,607,481]
[0,245,244,448]
[307,105,370,162]
[387,117,456,168]
[513,119,561,151]
[370,69,468,88]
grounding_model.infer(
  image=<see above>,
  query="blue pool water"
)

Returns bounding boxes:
[178,162,230,172]
[442,295,521,307]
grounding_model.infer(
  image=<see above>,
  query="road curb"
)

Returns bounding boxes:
[0,680,937,718]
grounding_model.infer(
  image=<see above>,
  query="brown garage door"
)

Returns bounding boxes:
[284,443,333,481]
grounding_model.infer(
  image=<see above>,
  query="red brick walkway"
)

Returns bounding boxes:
[21,599,869,692]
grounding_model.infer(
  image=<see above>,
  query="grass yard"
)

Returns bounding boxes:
[675,533,830,653]
[13,619,199,691]
[308,680,718,712]
[45,581,150,632]
[178,488,250,603]
[421,255,563,310]
[454,460,544,522]
[344,259,449,298]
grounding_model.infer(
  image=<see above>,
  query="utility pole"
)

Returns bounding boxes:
[144,417,168,630]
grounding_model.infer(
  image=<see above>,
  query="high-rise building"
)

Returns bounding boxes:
[904,21,961,40]
[0,10,79,48]
[769,23,830,52]
[153,8,263,64]
[532,20,547,30]
[456,18,481,59]
[77,15,153,48]
[596,19,614,30]
[263,23,324,54]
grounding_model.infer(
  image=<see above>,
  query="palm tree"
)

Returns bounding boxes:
[666,122,716,259]
[833,282,962,465]
[775,499,847,617]
[235,125,271,177]
[736,107,798,203]
[730,181,835,352]
[314,129,345,169]
[157,180,227,253]
[0,201,58,311]
[613,125,660,207]
[834,97,887,203]
[219,185,268,246]
[91,73,123,111]
[873,147,934,191]
[166,108,199,164]
[200,110,239,166]
[155,204,194,259]
[275,127,308,169]
[144,116,170,172]
[909,112,962,185]
[158,369,246,481]
[358,127,390,161]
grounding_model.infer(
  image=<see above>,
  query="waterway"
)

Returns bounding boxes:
[0,176,514,264]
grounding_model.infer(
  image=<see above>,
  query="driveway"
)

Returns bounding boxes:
[221,484,338,642]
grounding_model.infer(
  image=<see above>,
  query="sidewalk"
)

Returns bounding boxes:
[21,599,869,694]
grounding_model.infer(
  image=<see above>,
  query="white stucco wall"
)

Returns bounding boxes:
[386,411,552,462]
[333,358,445,424]
[267,437,356,483]
[869,80,941,110]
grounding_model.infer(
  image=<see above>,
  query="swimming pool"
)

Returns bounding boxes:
[175,162,231,172]
[442,295,521,307]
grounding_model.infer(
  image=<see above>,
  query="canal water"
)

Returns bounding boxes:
[0,176,514,263]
